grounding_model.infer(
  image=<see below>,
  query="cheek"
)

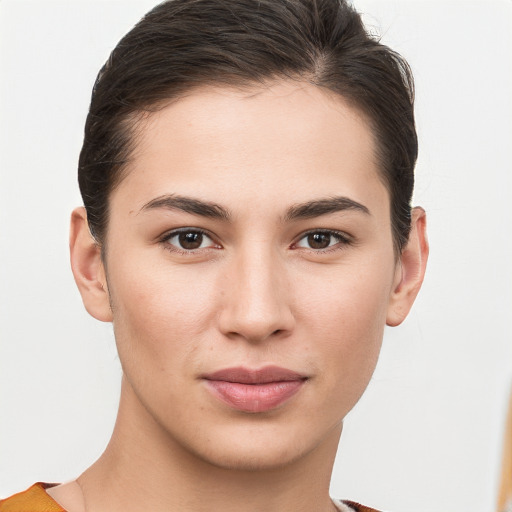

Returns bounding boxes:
[297,258,394,397]
[299,256,393,335]
[106,255,219,376]
[310,290,386,376]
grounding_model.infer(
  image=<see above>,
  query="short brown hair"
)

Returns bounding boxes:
[78,0,417,252]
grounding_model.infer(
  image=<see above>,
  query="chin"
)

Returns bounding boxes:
[174,417,342,473]
[196,440,311,472]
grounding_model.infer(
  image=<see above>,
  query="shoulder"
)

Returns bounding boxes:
[335,499,384,512]
[0,483,65,512]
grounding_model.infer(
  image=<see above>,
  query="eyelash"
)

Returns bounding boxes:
[159,228,219,255]
[159,228,352,254]
[292,229,353,253]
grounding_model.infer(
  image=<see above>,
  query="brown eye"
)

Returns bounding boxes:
[179,231,203,250]
[164,229,216,251]
[307,233,331,249]
[295,230,350,251]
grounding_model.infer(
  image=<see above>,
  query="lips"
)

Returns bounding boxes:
[202,366,307,413]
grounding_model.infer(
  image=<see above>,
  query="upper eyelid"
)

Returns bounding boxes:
[294,228,352,242]
[160,227,215,240]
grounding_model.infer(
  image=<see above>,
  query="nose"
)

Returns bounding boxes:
[218,247,295,343]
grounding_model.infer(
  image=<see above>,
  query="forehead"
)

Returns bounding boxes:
[112,80,388,217]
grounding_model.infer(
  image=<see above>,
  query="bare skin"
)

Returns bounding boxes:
[50,81,427,512]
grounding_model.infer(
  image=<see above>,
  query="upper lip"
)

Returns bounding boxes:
[202,365,307,384]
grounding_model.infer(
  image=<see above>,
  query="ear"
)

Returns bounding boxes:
[69,207,113,322]
[386,207,429,327]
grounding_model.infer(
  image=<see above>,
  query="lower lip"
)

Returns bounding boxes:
[204,380,305,413]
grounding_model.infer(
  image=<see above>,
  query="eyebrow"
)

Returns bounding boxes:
[284,196,370,221]
[140,194,231,221]
[139,194,369,222]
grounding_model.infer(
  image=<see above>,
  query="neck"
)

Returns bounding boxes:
[77,377,342,512]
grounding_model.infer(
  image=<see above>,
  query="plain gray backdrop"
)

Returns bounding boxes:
[1,1,511,511]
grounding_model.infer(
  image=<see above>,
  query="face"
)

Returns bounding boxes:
[98,81,401,470]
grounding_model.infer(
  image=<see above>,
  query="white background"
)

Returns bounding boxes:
[1,1,511,511]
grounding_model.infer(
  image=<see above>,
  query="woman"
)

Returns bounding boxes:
[0,0,428,510]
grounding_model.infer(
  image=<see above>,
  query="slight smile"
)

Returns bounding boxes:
[202,366,308,413]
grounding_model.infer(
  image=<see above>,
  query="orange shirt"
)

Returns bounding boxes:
[0,483,65,512]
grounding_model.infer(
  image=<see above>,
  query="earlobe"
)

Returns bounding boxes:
[69,207,113,322]
[386,207,429,327]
